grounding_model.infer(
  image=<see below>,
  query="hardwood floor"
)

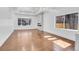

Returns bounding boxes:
[0,29,75,51]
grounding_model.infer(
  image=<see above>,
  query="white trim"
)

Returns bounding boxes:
[0,28,13,47]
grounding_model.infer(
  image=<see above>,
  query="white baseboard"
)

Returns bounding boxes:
[0,29,14,47]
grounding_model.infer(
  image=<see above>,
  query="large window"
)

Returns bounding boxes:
[56,13,78,30]
[18,18,31,26]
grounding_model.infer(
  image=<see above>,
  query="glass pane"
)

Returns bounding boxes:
[18,18,21,26]
[56,16,65,28]
[65,13,78,30]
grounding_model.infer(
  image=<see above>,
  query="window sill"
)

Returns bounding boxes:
[56,28,78,32]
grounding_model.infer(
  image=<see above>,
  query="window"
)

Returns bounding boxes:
[56,13,78,30]
[65,13,78,29]
[18,18,31,26]
[56,16,65,28]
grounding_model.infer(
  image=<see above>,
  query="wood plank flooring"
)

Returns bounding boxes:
[0,29,75,51]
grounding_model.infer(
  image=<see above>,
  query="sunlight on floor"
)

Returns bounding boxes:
[53,40,71,48]
[47,37,58,40]
[44,35,52,38]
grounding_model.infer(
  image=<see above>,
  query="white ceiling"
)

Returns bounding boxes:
[10,7,42,15]
[9,7,79,15]
[17,7,39,13]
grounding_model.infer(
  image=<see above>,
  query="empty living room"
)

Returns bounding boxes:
[0,7,79,51]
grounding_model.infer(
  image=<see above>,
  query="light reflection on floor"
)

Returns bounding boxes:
[47,37,57,40]
[44,35,52,38]
[53,40,71,48]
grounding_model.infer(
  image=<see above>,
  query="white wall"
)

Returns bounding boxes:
[43,11,78,41]
[0,8,14,46]
[36,13,43,31]
[0,8,14,27]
